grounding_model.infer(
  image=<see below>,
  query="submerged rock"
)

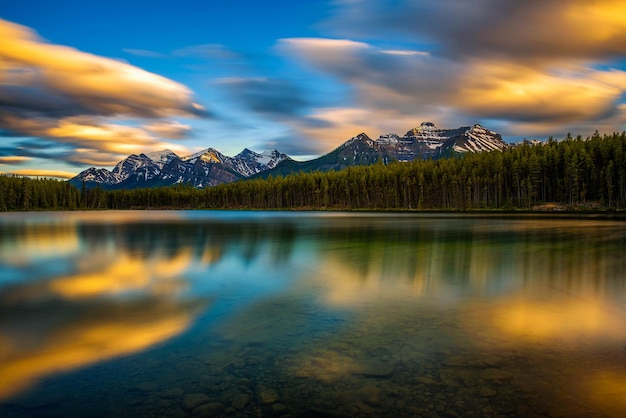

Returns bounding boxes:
[193,401,224,416]
[182,393,210,410]
[482,369,514,381]
[258,386,280,404]
[231,393,249,410]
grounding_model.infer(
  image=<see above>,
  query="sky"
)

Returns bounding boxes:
[1,0,626,179]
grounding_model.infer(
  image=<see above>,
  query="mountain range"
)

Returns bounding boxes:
[71,122,508,189]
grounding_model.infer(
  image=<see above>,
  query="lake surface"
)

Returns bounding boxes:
[1,211,626,417]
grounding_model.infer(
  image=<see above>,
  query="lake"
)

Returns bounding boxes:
[1,211,626,417]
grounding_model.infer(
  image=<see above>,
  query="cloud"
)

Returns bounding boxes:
[0,156,30,164]
[251,0,622,144]
[0,115,191,166]
[1,169,77,179]
[123,48,169,59]
[216,77,311,117]
[278,35,626,141]
[173,43,241,61]
[456,62,626,123]
[145,121,192,139]
[0,19,205,119]
[324,0,626,63]
[0,18,206,167]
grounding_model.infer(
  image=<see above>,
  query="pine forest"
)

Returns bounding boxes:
[1,132,626,212]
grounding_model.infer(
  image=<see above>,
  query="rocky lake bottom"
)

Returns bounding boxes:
[1,211,626,417]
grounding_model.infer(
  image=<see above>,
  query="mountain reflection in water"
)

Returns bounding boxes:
[0,211,626,417]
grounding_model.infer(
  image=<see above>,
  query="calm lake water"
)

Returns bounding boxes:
[1,211,626,417]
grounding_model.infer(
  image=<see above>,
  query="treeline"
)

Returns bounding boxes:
[2,131,626,211]
[0,175,81,211]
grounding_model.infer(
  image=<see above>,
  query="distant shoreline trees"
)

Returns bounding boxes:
[1,131,625,212]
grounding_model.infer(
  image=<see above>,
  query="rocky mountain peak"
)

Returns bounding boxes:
[71,120,505,190]
[236,148,260,159]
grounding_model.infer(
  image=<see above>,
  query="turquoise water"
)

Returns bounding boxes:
[1,211,626,417]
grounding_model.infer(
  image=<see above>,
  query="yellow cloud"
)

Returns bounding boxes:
[145,120,192,139]
[296,107,380,146]
[49,120,153,143]
[281,36,626,140]
[0,156,31,164]
[0,19,200,119]
[458,62,626,122]
[0,115,191,161]
[562,1,626,49]
[0,18,201,166]
[1,169,76,179]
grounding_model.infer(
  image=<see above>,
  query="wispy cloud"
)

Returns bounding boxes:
[144,121,192,139]
[323,0,626,62]
[173,43,241,61]
[0,156,31,164]
[216,77,311,117]
[0,169,77,179]
[275,0,626,141]
[0,18,205,167]
[123,48,169,59]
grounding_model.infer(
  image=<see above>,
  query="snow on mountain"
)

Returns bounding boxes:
[183,148,229,165]
[71,146,292,189]
[71,121,506,190]
[259,149,290,168]
[436,124,508,156]
[144,149,178,168]
[263,121,508,178]
[76,167,121,184]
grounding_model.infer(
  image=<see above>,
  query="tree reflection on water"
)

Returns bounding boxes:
[0,211,625,416]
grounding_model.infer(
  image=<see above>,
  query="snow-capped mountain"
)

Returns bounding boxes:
[435,124,507,157]
[76,167,121,185]
[383,122,507,160]
[143,149,178,168]
[71,122,506,189]
[258,122,507,179]
[71,147,291,189]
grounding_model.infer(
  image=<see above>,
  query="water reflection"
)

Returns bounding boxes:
[0,212,625,416]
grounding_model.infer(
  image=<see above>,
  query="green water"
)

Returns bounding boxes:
[1,211,626,417]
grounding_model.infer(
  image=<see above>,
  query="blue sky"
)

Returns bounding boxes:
[1,0,626,178]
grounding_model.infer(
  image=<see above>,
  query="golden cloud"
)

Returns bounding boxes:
[0,156,31,164]
[324,0,626,62]
[280,37,626,141]
[1,169,76,179]
[145,120,192,139]
[0,18,202,166]
[0,19,202,119]
[457,62,626,122]
[0,114,191,163]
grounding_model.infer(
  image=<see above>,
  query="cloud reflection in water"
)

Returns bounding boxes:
[1,212,626,415]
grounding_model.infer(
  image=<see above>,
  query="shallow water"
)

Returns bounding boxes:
[1,211,626,417]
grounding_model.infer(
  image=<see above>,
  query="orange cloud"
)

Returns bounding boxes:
[0,114,191,163]
[0,156,31,164]
[280,36,626,141]
[0,18,203,167]
[0,19,202,119]
[458,62,626,122]
[145,120,192,139]
[2,169,76,179]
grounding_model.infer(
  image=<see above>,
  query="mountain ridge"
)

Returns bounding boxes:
[71,122,507,189]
